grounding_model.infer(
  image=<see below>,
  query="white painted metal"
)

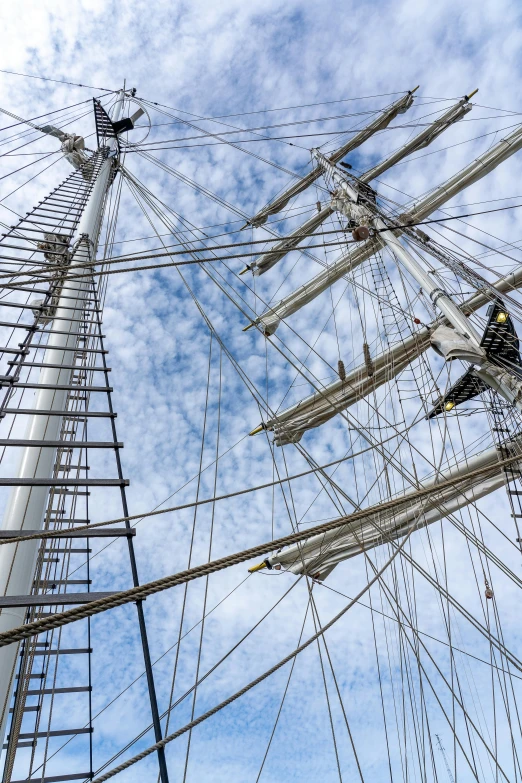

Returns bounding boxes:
[376,218,483,344]
[0,93,125,744]
[251,97,471,275]
[255,122,522,334]
[312,148,487,341]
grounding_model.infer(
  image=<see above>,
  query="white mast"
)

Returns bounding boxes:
[0,92,125,745]
[311,148,522,411]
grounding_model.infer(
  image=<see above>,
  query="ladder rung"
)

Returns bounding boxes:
[0,321,32,330]
[1,410,116,418]
[52,489,91,494]
[11,774,92,783]
[44,548,92,553]
[0,478,128,487]
[0,440,121,448]
[15,673,44,679]
[0,346,29,355]
[33,206,83,216]
[10,225,74,234]
[4,727,93,746]
[29,214,77,223]
[9,705,40,712]
[7,741,34,748]
[47,519,90,524]
[0,303,98,322]
[35,579,92,585]
[0,383,112,392]
[25,686,91,695]
[8,361,110,371]
[0,527,134,538]
[27,648,92,656]
[24,344,104,351]
[0,591,117,608]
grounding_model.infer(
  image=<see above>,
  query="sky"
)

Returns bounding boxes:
[1,1,522,781]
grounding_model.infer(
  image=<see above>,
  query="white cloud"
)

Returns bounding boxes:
[1,0,522,780]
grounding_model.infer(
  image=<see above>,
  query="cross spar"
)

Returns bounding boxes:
[250,158,522,445]
[251,111,522,335]
[311,148,522,409]
[243,88,419,229]
[244,90,473,276]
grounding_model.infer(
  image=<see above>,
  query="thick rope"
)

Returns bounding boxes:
[0,455,517,648]
[90,515,417,782]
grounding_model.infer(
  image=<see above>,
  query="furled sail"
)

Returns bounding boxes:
[260,279,522,445]
[264,331,432,446]
[249,95,472,276]
[263,440,522,579]
[254,122,522,335]
[245,90,416,229]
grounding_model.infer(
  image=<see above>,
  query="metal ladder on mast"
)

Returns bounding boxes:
[0,149,168,781]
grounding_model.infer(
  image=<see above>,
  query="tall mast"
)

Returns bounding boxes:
[0,93,127,747]
[0,92,169,783]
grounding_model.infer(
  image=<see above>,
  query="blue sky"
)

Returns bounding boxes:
[1,1,522,781]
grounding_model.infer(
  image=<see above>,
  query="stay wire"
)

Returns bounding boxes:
[90,577,303,780]
[0,67,116,92]
[160,332,214,752]
[181,344,222,782]
[88,513,426,783]
[254,598,311,781]
[8,201,522,287]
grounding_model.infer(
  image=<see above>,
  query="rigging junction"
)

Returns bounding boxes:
[0,81,521,782]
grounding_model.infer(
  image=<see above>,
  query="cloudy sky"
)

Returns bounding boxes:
[1,1,522,781]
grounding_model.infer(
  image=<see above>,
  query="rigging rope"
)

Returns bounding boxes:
[86,510,455,783]
[0,452,521,646]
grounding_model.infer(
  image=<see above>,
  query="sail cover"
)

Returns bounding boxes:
[267,441,521,579]
[266,330,432,445]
